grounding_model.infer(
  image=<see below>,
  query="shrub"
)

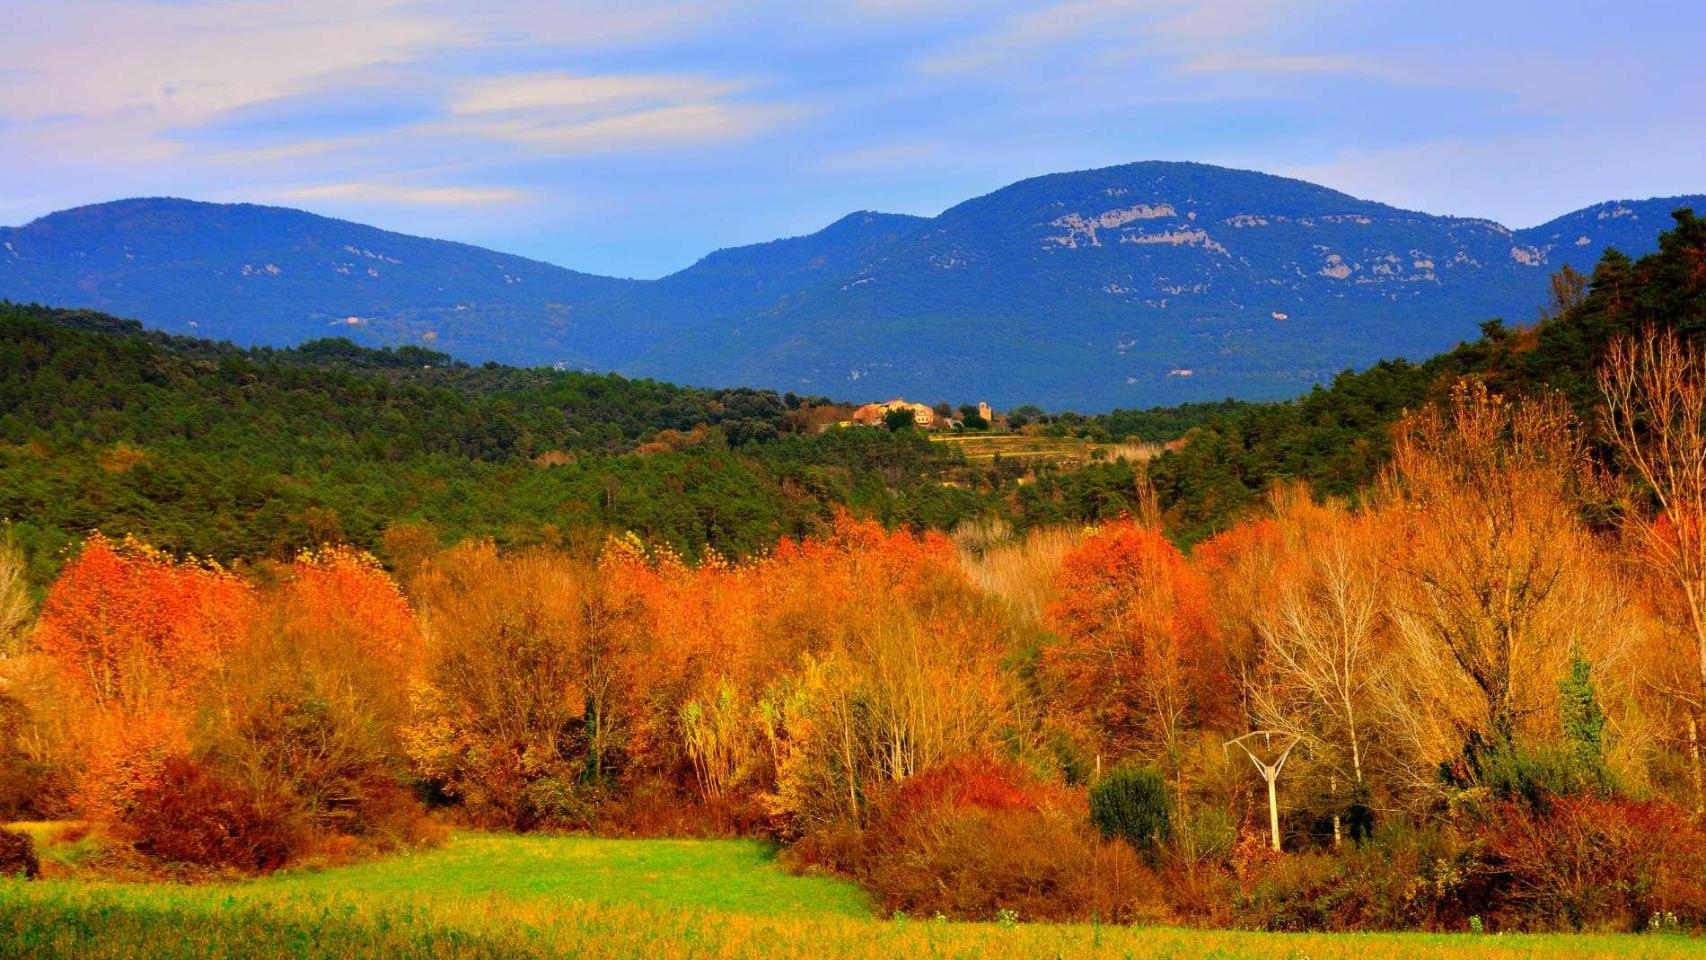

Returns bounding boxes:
[519,775,601,831]
[119,756,302,873]
[1475,796,1706,932]
[884,755,1045,822]
[1228,822,1482,932]
[1444,733,1614,812]
[0,694,49,820]
[1089,765,1172,859]
[883,408,916,431]
[596,778,769,838]
[0,828,38,879]
[1183,805,1237,865]
[788,754,1166,923]
[861,804,1161,922]
[344,774,447,853]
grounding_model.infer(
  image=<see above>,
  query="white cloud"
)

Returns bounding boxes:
[437,102,801,152]
[1179,51,1372,75]
[431,70,796,152]
[0,0,727,156]
[448,72,750,118]
[1,0,448,127]
[281,181,526,205]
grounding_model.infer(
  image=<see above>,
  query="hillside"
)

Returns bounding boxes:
[4,162,1699,410]
[1147,209,1706,540]
[0,303,1160,582]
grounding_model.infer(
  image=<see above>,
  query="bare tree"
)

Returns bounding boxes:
[0,533,31,660]
[1251,495,1385,840]
[1600,329,1706,807]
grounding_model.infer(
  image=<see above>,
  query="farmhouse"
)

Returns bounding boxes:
[848,399,936,428]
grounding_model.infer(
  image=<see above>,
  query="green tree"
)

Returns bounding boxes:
[1089,765,1172,860]
[1558,656,1607,766]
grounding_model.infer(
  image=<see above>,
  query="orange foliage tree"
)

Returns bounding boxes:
[1045,519,1225,787]
[210,546,427,845]
[405,540,638,830]
[32,534,256,819]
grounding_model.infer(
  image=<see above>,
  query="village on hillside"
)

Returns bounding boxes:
[841,398,997,431]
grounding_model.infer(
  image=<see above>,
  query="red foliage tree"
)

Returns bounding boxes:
[1045,520,1223,771]
[34,535,254,710]
[33,535,256,818]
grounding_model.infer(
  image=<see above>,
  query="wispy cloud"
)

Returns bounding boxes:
[438,103,800,152]
[916,0,1156,75]
[1178,51,1373,75]
[433,70,797,152]
[913,0,1344,81]
[280,181,526,206]
[206,135,381,165]
[0,0,730,153]
[1,0,447,127]
[448,72,750,116]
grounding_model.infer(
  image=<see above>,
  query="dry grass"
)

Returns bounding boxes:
[960,525,1081,627]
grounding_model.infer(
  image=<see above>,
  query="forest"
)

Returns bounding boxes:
[0,301,1184,586]
[1,210,1705,937]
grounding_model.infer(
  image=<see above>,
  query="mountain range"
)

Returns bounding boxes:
[3,161,1700,410]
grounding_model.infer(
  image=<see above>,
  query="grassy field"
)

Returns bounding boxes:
[1,831,1701,959]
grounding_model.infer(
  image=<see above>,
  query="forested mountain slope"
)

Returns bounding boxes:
[1149,210,1706,539]
[4,162,1697,409]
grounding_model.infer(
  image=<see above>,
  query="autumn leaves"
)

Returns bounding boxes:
[4,338,1706,929]
[12,517,1026,863]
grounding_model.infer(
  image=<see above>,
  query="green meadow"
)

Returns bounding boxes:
[1,831,1699,960]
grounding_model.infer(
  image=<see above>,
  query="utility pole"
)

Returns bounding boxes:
[1225,731,1302,852]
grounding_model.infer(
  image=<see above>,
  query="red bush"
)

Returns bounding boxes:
[866,804,1161,922]
[118,757,302,873]
[883,754,1052,822]
[787,755,1165,922]
[1476,796,1706,931]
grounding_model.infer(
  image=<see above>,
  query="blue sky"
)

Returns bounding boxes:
[2,0,1701,278]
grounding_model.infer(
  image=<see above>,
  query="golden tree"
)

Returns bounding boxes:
[1383,380,1597,747]
[0,532,30,661]
[407,542,628,828]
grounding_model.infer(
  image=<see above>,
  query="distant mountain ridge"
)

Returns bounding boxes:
[3,161,1700,410]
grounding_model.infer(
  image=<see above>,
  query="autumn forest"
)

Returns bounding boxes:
[3,213,1706,947]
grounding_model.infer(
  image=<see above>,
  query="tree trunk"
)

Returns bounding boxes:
[1690,712,1703,816]
[1266,774,1282,852]
[1330,775,1342,850]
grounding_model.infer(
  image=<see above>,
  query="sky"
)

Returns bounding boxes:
[2,0,1702,279]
